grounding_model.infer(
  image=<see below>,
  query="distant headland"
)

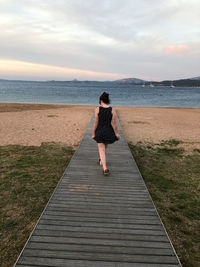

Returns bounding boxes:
[0,76,200,87]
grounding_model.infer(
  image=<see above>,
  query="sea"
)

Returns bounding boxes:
[0,80,200,107]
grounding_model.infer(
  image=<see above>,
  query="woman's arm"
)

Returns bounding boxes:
[112,108,120,139]
[92,107,99,138]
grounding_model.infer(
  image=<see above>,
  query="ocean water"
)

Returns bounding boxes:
[0,80,200,107]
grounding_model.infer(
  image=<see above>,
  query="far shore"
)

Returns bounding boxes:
[0,102,199,151]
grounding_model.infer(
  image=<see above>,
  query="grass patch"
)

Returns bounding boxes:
[0,142,74,267]
[129,140,200,267]
[193,148,200,153]
[160,138,184,147]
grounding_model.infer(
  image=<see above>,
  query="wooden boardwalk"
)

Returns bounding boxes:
[14,115,181,266]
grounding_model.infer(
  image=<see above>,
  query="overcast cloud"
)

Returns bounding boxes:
[0,0,200,80]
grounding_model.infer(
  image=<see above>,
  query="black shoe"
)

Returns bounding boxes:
[103,169,110,176]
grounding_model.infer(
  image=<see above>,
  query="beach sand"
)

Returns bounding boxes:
[0,103,199,150]
[0,103,94,148]
[116,106,200,151]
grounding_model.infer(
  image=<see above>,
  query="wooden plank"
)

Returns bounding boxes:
[17,257,180,267]
[52,191,150,198]
[36,224,166,236]
[51,194,151,201]
[26,242,175,256]
[43,211,160,220]
[47,204,156,212]
[38,219,163,230]
[41,214,161,224]
[21,249,179,264]
[33,229,169,242]
[48,203,158,210]
[49,200,153,206]
[30,235,172,249]
[14,114,181,266]
[45,206,161,215]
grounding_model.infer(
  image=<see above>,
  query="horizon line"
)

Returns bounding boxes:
[0,76,199,83]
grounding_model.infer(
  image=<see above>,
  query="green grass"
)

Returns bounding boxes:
[129,139,200,267]
[0,142,74,267]
[1,139,200,266]
[159,138,184,147]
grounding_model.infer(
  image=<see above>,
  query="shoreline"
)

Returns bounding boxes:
[0,102,95,112]
[0,101,200,110]
[0,103,199,151]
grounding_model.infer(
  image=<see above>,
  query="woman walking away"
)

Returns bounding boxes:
[92,92,120,176]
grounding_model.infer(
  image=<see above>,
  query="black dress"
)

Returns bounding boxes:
[93,106,119,144]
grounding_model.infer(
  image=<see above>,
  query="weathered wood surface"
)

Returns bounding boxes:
[14,114,181,266]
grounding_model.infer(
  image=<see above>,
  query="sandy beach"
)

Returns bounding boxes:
[117,106,200,151]
[0,103,199,150]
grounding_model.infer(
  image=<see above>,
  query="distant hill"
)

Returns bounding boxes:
[152,78,200,87]
[1,76,200,86]
[191,76,200,80]
[114,76,200,87]
[114,78,146,84]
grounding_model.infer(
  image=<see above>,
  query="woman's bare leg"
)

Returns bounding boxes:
[105,144,108,153]
[98,146,103,166]
[98,143,107,170]
[99,144,108,166]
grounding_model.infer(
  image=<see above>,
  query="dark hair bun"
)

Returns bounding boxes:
[99,92,110,104]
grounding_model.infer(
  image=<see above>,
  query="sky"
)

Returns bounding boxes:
[0,0,200,81]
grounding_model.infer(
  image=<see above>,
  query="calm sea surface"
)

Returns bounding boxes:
[0,80,200,107]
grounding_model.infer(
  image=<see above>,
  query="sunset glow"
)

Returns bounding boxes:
[0,0,199,80]
[164,45,189,55]
[0,59,126,81]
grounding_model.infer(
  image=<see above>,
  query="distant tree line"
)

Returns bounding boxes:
[151,79,200,87]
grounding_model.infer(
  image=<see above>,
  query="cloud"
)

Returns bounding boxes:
[164,45,189,55]
[0,0,200,80]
